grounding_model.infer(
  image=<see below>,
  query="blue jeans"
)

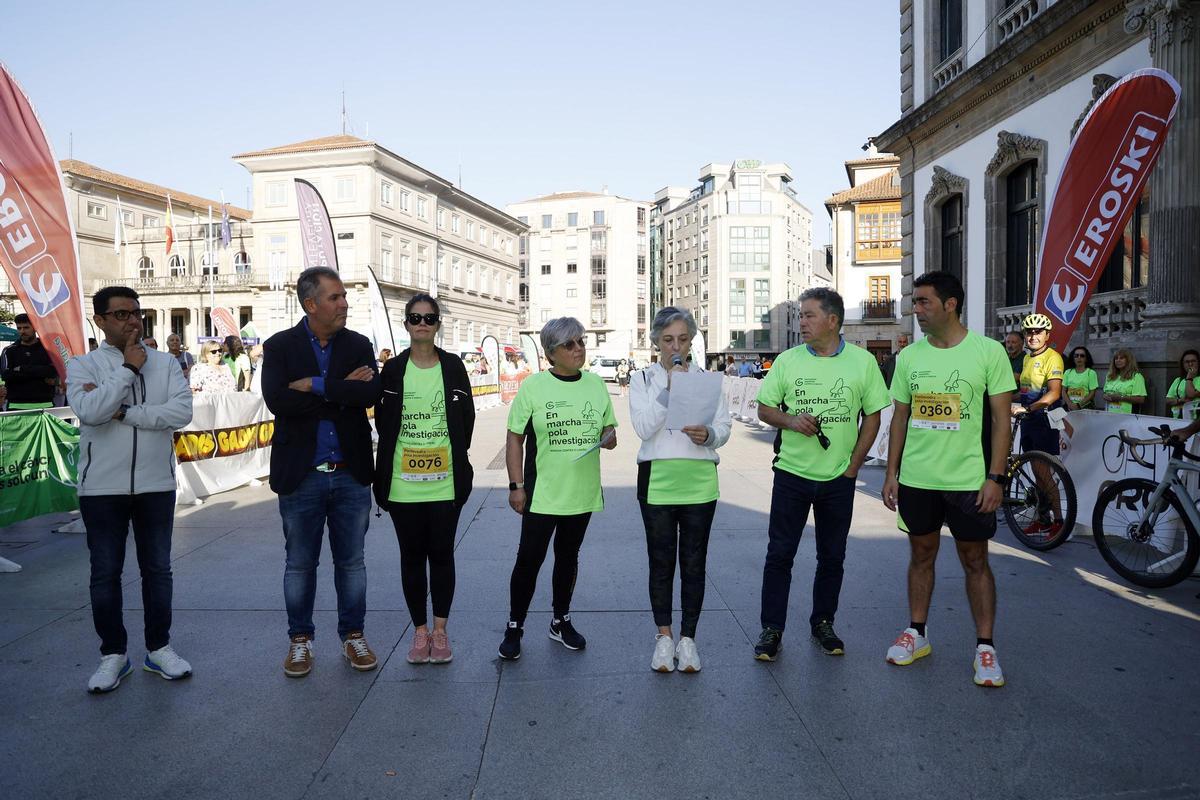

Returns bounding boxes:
[760,469,856,632]
[79,491,177,656]
[278,469,371,639]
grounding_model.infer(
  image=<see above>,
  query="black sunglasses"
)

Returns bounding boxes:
[559,338,587,351]
[407,312,440,326]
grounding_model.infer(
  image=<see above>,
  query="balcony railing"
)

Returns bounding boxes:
[997,0,1040,44]
[862,299,896,320]
[997,287,1147,339]
[932,48,963,91]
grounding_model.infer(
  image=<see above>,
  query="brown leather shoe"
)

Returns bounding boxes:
[342,632,378,671]
[284,634,313,678]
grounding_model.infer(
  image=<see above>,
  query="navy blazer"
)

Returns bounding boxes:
[261,320,382,495]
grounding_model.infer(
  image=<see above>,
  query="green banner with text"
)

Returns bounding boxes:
[0,412,79,527]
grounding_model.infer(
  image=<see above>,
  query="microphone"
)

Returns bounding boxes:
[671,354,683,369]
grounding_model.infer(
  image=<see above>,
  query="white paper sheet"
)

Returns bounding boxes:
[665,372,724,430]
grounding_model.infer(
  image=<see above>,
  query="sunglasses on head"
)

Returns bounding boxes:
[559,338,586,351]
[407,312,440,326]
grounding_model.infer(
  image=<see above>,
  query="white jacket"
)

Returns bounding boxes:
[66,342,193,496]
[629,362,731,463]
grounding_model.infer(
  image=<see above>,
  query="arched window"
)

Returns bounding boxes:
[137,256,154,279]
[168,255,187,278]
[234,250,251,274]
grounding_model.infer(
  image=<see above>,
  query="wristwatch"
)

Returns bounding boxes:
[116,404,130,421]
[508,481,524,491]
[986,473,1006,485]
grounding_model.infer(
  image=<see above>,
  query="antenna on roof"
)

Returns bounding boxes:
[341,87,346,136]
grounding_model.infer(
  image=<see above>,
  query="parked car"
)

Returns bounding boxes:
[589,356,622,382]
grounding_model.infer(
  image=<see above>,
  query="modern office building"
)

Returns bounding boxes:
[652,160,814,363]
[507,191,651,361]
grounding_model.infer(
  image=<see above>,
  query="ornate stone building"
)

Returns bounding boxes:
[876,0,1198,412]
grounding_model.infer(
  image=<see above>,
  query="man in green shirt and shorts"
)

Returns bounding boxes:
[881,271,1015,687]
[753,288,890,660]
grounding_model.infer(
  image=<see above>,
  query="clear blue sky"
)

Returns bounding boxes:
[9,0,900,246]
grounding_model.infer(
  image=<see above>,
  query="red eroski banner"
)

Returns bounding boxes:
[0,62,87,379]
[1034,68,1180,353]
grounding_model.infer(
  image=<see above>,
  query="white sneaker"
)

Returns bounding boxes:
[885,627,932,666]
[144,645,193,680]
[973,644,1005,687]
[650,635,675,673]
[675,636,701,673]
[88,654,132,693]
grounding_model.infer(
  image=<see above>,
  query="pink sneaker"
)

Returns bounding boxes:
[429,629,453,664]
[407,629,431,664]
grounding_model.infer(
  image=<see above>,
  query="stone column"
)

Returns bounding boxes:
[1127,0,1200,333]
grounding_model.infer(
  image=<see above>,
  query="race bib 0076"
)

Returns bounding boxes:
[400,446,449,482]
[911,392,961,430]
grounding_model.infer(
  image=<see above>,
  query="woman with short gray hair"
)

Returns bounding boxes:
[498,317,618,660]
[630,307,731,673]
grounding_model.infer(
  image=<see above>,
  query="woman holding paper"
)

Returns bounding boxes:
[498,317,618,661]
[630,307,730,673]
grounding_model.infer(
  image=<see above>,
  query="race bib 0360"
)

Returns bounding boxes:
[911,392,961,430]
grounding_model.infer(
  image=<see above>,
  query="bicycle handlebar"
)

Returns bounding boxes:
[1116,425,1200,465]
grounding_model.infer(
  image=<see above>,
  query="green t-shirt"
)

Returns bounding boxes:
[1062,368,1099,409]
[757,341,890,481]
[891,331,1016,491]
[507,370,617,515]
[1104,373,1147,414]
[646,459,718,505]
[1166,376,1200,419]
[389,361,455,503]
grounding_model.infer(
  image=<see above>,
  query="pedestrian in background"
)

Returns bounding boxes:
[630,307,730,673]
[189,343,236,393]
[498,316,617,661]
[1062,347,1099,411]
[1103,349,1147,414]
[0,313,57,410]
[262,266,382,679]
[67,286,194,693]
[374,294,475,665]
[1164,349,1200,419]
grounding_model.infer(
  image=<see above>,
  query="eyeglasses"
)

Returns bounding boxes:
[407,312,440,326]
[1024,328,1046,335]
[558,338,586,351]
[205,349,222,355]
[1073,353,1087,358]
[98,310,143,321]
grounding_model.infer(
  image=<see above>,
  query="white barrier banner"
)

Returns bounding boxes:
[172,393,273,504]
[738,377,759,420]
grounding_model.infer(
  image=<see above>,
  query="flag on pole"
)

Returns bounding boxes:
[220,203,231,248]
[113,195,124,255]
[164,194,175,255]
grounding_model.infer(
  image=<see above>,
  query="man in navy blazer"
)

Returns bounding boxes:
[262,266,382,678]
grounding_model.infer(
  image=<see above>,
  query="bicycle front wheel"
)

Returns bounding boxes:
[1092,478,1200,588]
[1003,451,1077,550]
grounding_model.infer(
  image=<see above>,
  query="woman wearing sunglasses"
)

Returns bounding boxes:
[373,294,475,664]
[1062,346,1099,411]
[189,342,236,394]
[498,317,617,661]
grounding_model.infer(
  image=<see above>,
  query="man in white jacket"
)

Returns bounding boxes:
[66,286,194,693]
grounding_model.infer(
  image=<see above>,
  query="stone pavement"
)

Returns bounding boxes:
[1,384,1198,800]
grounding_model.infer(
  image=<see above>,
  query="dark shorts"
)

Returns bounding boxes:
[1019,411,1060,455]
[897,483,996,542]
[618,374,630,386]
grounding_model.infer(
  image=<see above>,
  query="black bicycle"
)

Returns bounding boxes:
[1003,414,1077,550]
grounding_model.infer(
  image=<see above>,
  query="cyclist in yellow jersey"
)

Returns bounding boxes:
[1014,314,1065,537]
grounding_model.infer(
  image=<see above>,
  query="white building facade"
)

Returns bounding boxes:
[876,0,1200,408]
[507,192,651,361]
[654,161,814,364]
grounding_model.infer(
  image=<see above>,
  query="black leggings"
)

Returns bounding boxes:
[389,501,461,627]
[508,511,591,623]
[640,500,716,638]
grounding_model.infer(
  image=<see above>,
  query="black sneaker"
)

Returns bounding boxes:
[548,614,586,650]
[812,619,845,656]
[498,622,523,660]
[754,627,782,661]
